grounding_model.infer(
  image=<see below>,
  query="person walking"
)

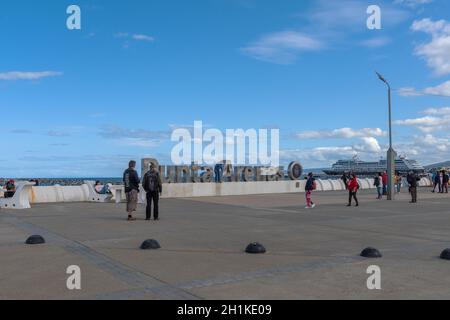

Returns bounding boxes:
[304,173,316,209]
[347,174,359,207]
[432,170,438,193]
[374,173,382,199]
[143,164,163,221]
[407,171,420,203]
[123,160,140,221]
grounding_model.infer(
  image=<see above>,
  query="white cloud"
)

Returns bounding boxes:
[398,80,450,97]
[295,127,386,139]
[240,31,324,64]
[395,107,450,132]
[411,18,450,76]
[355,137,382,153]
[0,71,62,81]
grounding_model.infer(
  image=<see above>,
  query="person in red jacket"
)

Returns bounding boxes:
[347,174,359,207]
[382,171,388,195]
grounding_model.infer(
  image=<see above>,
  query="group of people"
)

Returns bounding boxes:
[123,160,162,221]
[431,170,449,194]
[305,170,427,209]
[305,172,360,209]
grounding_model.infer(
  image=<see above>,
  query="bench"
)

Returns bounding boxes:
[0,181,35,209]
[84,181,113,203]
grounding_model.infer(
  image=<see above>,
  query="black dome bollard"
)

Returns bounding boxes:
[245,242,266,254]
[25,235,46,245]
[440,249,450,260]
[140,239,161,250]
[360,247,382,258]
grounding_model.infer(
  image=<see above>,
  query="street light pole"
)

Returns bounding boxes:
[376,72,396,201]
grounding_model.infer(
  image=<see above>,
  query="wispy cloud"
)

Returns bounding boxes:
[394,0,434,9]
[47,130,71,137]
[11,129,32,134]
[241,0,410,64]
[241,31,324,64]
[0,71,62,81]
[398,80,450,97]
[98,125,169,148]
[295,127,386,139]
[114,32,155,44]
[360,37,392,48]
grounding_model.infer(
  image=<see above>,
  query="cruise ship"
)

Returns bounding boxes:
[323,156,425,176]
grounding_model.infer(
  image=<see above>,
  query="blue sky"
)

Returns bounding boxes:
[1,0,450,177]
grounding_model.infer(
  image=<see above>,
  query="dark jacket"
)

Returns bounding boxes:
[123,168,140,193]
[374,176,381,187]
[143,170,163,193]
[407,173,420,187]
[444,174,449,184]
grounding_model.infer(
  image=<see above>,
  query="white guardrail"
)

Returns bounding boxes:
[0,177,433,210]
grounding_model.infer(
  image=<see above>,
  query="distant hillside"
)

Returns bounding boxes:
[425,161,450,169]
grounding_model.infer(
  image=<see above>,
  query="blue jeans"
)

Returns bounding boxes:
[377,187,382,198]
[214,169,223,183]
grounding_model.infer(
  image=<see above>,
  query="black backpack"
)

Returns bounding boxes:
[146,172,159,192]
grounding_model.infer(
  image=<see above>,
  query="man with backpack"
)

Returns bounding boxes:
[305,172,316,209]
[143,163,163,221]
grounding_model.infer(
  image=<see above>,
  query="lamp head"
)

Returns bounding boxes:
[376,71,387,83]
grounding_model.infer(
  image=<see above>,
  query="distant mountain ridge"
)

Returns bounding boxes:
[425,161,450,169]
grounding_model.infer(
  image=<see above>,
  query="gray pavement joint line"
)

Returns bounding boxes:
[83,255,364,300]
[0,215,202,300]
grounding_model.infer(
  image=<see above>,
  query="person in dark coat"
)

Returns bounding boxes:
[143,164,163,221]
[407,171,421,203]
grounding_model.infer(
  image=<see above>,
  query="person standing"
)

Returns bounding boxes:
[347,174,359,207]
[374,173,382,199]
[438,170,445,193]
[341,172,348,190]
[143,164,163,221]
[443,170,449,194]
[214,162,224,183]
[395,173,402,193]
[382,171,388,196]
[304,173,316,209]
[407,171,420,203]
[123,160,140,221]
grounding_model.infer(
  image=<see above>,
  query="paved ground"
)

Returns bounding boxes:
[1,188,450,300]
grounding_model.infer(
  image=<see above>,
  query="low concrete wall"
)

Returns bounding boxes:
[30,185,90,203]
[27,177,433,204]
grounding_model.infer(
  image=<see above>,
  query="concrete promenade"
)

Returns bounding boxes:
[1,188,449,300]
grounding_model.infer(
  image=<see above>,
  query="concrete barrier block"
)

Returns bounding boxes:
[0,181,35,209]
